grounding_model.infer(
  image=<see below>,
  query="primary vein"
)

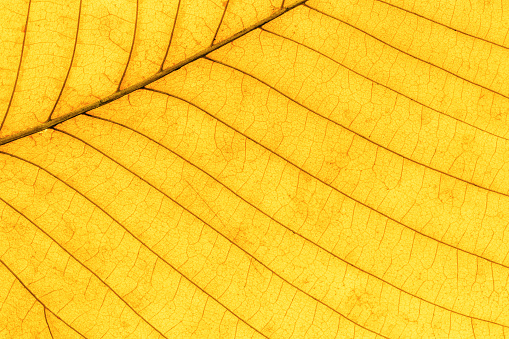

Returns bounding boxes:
[0,0,307,147]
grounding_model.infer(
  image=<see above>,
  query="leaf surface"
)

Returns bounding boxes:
[1,0,509,338]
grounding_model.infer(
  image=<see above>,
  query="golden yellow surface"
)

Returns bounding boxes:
[1,0,509,338]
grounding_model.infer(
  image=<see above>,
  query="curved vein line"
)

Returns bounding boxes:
[258,27,509,143]
[374,0,509,50]
[48,0,83,122]
[211,0,230,46]
[0,195,169,339]
[118,0,139,91]
[0,0,307,146]
[304,4,509,100]
[0,279,15,315]
[51,127,389,339]
[0,0,32,132]
[44,307,55,339]
[86,112,509,327]
[46,308,85,338]
[207,48,509,199]
[144,88,509,282]
[0,151,268,339]
[160,0,182,71]
[0,258,89,339]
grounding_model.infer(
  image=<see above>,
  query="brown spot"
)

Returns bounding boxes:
[21,25,26,33]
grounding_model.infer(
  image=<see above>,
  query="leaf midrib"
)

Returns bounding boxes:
[0,0,307,147]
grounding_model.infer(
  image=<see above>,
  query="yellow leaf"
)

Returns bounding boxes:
[1,0,509,338]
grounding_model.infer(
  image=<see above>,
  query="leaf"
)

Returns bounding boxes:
[1,0,509,338]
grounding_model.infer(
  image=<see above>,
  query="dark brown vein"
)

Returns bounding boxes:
[44,308,54,339]
[47,0,83,122]
[144,87,509,295]
[0,195,169,339]
[160,0,182,71]
[209,38,509,199]
[0,0,307,146]
[374,0,509,50]
[211,0,230,46]
[43,308,86,339]
[0,151,268,339]
[0,0,32,133]
[87,110,509,328]
[261,25,509,143]
[304,4,509,100]
[50,127,390,339]
[118,0,139,91]
[278,27,509,141]
[0,258,88,339]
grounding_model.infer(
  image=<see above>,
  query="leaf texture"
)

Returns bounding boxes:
[1,0,509,338]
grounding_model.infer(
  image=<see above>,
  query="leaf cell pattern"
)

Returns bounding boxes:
[1,0,509,338]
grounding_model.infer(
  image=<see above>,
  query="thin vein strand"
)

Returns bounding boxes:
[374,0,509,50]
[86,111,509,327]
[47,0,83,122]
[206,53,509,199]
[0,195,170,339]
[50,127,387,338]
[0,258,88,338]
[0,150,268,339]
[0,0,32,132]
[144,87,509,285]
[305,4,509,100]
